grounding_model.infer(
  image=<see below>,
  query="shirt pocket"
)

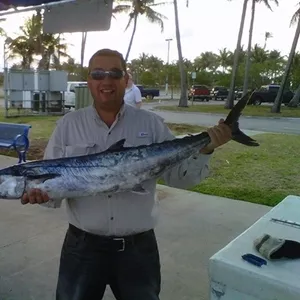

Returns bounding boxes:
[64,143,97,157]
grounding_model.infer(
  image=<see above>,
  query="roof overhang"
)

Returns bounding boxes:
[0,0,113,33]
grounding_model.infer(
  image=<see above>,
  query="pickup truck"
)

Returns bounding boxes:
[248,84,294,105]
[136,85,160,100]
[210,86,229,100]
[64,81,87,108]
[188,85,210,101]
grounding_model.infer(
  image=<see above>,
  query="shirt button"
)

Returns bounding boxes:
[110,217,114,220]
[108,132,111,135]
[108,195,112,198]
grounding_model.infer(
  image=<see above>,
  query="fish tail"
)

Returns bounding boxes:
[224,92,259,147]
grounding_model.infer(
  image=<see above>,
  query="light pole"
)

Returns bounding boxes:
[3,36,12,118]
[165,38,172,96]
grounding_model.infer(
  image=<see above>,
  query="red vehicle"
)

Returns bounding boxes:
[188,85,211,101]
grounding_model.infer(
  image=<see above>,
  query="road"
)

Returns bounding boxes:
[142,101,300,135]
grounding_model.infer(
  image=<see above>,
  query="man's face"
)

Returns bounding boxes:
[87,55,128,111]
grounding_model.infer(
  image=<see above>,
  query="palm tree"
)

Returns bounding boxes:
[113,0,168,62]
[264,31,273,49]
[6,38,35,69]
[272,4,300,113]
[174,0,188,107]
[225,0,249,109]
[7,11,69,70]
[242,0,278,97]
[6,12,41,69]
[218,48,233,73]
[38,34,69,70]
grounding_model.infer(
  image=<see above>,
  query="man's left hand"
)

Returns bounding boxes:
[200,119,232,154]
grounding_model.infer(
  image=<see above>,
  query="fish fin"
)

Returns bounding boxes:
[131,184,149,195]
[107,139,126,151]
[224,92,260,147]
[27,173,60,183]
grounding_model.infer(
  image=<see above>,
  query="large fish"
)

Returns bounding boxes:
[0,94,259,200]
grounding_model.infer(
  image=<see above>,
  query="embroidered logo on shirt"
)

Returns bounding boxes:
[138,132,149,137]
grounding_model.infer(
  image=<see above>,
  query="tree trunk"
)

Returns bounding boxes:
[225,0,248,109]
[243,0,255,97]
[271,18,300,113]
[80,32,88,81]
[174,0,188,107]
[288,84,300,107]
[57,33,61,66]
[125,14,138,63]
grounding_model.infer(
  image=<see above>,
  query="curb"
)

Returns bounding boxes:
[152,108,300,121]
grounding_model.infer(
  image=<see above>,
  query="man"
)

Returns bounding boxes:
[21,48,232,300]
[123,73,142,108]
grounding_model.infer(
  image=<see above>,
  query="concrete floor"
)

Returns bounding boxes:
[0,155,271,300]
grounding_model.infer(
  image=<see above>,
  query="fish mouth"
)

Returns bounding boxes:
[0,175,25,199]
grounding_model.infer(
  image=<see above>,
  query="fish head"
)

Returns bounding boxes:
[0,175,25,199]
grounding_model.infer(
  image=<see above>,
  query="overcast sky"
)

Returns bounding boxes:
[0,0,298,68]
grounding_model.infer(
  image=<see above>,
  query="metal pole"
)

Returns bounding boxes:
[3,36,8,118]
[165,38,172,97]
[0,0,75,16]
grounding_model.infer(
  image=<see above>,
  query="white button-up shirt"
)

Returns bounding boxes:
[42,104,212,236]
[123,84,142,108]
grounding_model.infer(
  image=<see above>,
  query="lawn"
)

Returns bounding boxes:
[155,104,300,118]
[0,112,60,160]
[162,127,300,207]
[0,113,297,207]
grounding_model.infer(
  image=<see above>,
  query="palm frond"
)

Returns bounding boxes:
[290,5,300,27]
[124,14,135,31]
[144,6,168,20]
[143,7,167,32]
[148,1,172,7]
[258,0,279,12]
[112,4,132,14]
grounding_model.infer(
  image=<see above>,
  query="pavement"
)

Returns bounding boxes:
[0,154,272,300]
[142,100,300,135]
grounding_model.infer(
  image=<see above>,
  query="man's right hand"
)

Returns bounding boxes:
[21,189,50,205]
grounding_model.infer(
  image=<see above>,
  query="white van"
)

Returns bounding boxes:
[65,81,87,108]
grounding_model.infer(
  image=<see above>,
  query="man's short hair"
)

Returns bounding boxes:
[88,48,127,72]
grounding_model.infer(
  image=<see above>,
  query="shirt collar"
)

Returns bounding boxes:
[89,101,127,121]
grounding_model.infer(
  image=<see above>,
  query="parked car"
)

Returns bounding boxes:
[234,89,243,99]
[210,86,229,100]
[248,84,294,106]
[136,85,160,99]
[188,85,210,101]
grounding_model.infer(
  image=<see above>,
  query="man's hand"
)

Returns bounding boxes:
[200,119,232,154]
[21,189,50,205]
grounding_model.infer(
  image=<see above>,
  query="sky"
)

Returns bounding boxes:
[0,0,298,69]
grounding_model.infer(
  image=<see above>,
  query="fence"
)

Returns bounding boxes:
[2,68,68,118]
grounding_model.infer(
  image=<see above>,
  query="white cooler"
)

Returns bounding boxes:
[208,195,300,300]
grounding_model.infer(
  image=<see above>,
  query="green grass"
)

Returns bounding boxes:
[0,109,60,140]
[155,104,300,118]
[159,132,300,207]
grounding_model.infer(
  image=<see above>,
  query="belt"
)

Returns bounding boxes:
[68,223,154,252]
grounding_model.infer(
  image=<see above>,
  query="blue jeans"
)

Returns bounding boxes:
[56,224,161,300]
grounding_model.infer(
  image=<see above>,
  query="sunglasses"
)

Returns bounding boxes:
[89,69,125,80]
